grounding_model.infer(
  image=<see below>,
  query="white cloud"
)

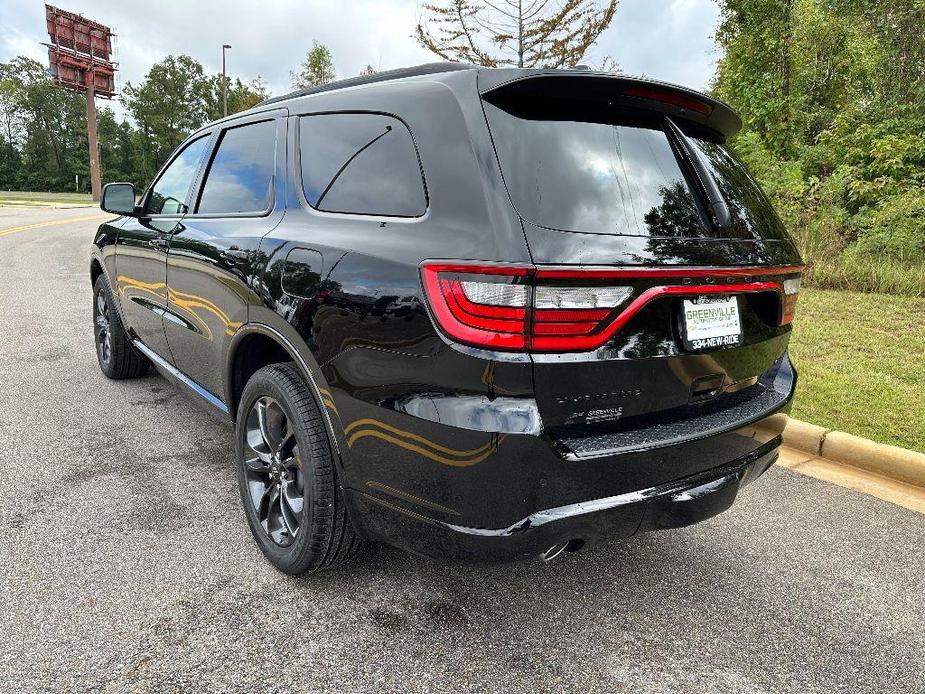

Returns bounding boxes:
[0,24,49,63]
[1,0,721,120]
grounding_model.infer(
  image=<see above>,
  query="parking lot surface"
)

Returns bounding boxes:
[2,208,924,693]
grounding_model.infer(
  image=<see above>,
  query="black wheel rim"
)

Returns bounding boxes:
[243,396,304,547]
[94,290,112,367]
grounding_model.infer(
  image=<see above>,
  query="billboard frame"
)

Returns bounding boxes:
[44,4,118,201]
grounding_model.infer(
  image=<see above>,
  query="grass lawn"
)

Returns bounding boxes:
[0,191,94,205]
[788,288,925,452]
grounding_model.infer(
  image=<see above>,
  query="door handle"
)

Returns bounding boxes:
[148,237,169,250]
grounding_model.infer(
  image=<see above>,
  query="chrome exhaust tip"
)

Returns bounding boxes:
[541,540,569,562]
[541,539,583,562]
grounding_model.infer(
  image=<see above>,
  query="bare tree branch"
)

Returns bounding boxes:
[414,0,619,68]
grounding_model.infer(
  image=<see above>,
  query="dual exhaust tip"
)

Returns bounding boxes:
[540,538,585,562]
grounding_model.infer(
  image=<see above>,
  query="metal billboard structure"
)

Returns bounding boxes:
[45,4,117,201]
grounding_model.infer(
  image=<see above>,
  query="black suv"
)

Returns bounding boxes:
[91,63,802,573]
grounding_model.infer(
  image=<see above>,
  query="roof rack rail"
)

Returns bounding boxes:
[259,61,474,107]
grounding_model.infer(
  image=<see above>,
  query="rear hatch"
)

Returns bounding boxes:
[479,72,802,457]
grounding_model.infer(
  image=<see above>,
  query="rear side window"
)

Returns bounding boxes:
[197,120,276,214]
[299,113,426,217]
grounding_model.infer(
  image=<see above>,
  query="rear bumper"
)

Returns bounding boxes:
[335,349,795,562]
[347,434,780,562]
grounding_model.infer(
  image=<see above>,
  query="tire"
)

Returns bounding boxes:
[235,362,362,574]
[92,275,149,379]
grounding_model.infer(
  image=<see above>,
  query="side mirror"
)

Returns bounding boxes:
[101,182,138,216]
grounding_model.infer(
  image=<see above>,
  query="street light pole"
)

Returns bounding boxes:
[222,44,232,117]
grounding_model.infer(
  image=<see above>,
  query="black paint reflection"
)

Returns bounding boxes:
[643,180,706,238]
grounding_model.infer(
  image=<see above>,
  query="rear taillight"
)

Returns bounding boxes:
[781,276,801,325]
[421,263,532,350]
[421,263,803,353]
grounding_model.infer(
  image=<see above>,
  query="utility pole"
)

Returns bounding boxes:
[86,84,101,201]
[222,44,232,117]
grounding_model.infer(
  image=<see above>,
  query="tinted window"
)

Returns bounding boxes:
[483,101,705,237]
[688,139,789,240]
[146,136,209,215]
[197,120,276,214]
[299,113,426,217]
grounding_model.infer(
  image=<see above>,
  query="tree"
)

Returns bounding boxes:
[123,55,212,172]
[414,0,618,68]
[1,52,270,193]
[359,64,378,76]
[291,41,336,89]
[0,72,26,149]
[96,107,149,189]
[0,135,22,189]
[247,76,271,104]
[204,75,271,120]
[0,57,86,191]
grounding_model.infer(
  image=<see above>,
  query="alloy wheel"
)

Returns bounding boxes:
[94,290,112,367]
[243,396,304,546]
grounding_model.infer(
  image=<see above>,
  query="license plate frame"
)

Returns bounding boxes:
[680,295,743,351]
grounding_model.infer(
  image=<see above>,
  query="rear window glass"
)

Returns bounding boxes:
[484,101,789,242]
[483,101,705,237]
[687,139,789,241]
[299,113,426,217]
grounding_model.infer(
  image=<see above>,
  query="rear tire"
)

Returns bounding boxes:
[92,275,149,379]
[235,363,362,574]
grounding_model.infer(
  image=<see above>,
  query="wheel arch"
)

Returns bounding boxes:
[90,257,104,285]
[225,323,343,456]
[226,322,369,541]
[90,254,128,324]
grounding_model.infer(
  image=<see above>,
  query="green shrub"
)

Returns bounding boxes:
[852,189,925,260]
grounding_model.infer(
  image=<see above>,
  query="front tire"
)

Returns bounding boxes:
[92,275,149,379]
[236,363,362,574]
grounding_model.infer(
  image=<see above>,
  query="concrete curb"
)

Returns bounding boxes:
[768,414,925,489]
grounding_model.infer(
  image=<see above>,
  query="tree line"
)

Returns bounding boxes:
[0,54,268,192]
[5,0,922,284]
[0,41,349,192]
[712,0,925,281]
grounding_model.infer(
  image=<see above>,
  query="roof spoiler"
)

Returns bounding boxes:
[479,70,742,139]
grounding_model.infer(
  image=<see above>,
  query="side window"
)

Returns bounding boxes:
[196,120,277,215]
[299,113,427,217]
[146,136,210,215]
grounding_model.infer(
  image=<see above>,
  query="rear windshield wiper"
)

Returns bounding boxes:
[664,117,731,233]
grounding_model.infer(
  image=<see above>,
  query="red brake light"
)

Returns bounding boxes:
[623,86,714,116]
[420,263,803,353]
[421,263,531,350]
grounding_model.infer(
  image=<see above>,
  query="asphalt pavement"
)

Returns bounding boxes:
[1,206,924,693]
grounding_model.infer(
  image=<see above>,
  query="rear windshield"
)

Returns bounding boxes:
[686,138,788,240]
[483,100,786,240]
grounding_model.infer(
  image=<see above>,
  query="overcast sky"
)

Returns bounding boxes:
[1,0,722,119]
